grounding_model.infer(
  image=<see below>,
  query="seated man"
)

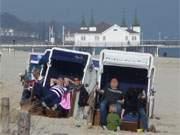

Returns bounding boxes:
[97,78,124,129]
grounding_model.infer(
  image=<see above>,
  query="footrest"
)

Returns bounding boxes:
[120,121,138,132]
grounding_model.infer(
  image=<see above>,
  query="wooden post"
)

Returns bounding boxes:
[31,47,34,53]
[1,97,10,133]
[155,46,159,57]
[18,112,31,135]
[12,130,18,135]
[140,46,145,53]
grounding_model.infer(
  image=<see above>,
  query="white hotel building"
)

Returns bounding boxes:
[65,13,141,46]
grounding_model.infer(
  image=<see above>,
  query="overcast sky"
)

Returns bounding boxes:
[1,0,179,39]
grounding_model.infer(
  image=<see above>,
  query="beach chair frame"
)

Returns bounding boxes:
[97,49,155,128]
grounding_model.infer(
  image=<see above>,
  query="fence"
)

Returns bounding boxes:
[0,44,180,57]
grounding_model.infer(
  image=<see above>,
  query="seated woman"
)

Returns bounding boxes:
[41,77,72,111]
[42,76,82,111]
[97,78,124,129]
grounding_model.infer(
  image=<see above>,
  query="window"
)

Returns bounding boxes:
[81,36,86,41]
[95,36,100,41]
[125,36,128,41]
[103,36,106,41]
[134,36,137,40]
[132,36,137,41]
[113,29,118,31]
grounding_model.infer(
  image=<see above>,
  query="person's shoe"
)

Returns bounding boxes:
[148,124,156,133]
[137,128,144,133]
[117,126,120,132]
[75,124,81,128]
[87,123,93,129]
[101,125,107,130]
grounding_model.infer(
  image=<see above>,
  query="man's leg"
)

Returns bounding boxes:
[115,102,122,115]
[100,100,108,126]
[138,107,148,130]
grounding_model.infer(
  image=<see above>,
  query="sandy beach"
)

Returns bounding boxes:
[0,50,180,135]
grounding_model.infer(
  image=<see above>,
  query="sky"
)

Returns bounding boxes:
[0,0,179,39]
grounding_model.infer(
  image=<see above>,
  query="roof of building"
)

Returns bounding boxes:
[126,29,139,34]
[65,22,139,34]
[133,9,140,26]
[77,22,112,34]
[80,15,87,27]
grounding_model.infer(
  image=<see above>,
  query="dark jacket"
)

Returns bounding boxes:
[78,86,89,107]
[122,90,138,114]
[102,88,124,104]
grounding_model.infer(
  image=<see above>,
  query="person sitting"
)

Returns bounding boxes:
[107,104,121,131]
[31,68,44,102]
[21,68,42,104]
[97,78,124,129]
[121,88,148,132]
[121,88,139,122]
[72,77,89,127]
[20,81,32,105]
[50,76,64,86]
[41,77,71,111]
[59,92,71,117]
[136,88,148,131]
[49,76,71,117]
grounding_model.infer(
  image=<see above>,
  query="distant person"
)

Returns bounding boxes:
[13,39,16,45]
[97,78,124,129]
[163,52,167,57]
[107,104,121,131]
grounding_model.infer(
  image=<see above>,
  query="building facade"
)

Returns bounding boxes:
[64,10,141,46]
[73,23,140,46]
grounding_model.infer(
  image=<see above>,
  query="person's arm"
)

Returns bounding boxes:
[50,78,57,86]
[121,109,125,119]
[117,93,125,104]
[65,78,76,84]
[141,90,146,99]
[96,88,105,94]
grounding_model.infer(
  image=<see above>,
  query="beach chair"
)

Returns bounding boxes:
[42,47,94,118]
[95,49,155,131]
[38,49,51,77]
[20,49,52,108]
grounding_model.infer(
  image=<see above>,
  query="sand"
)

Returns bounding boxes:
[0,50,180,135]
